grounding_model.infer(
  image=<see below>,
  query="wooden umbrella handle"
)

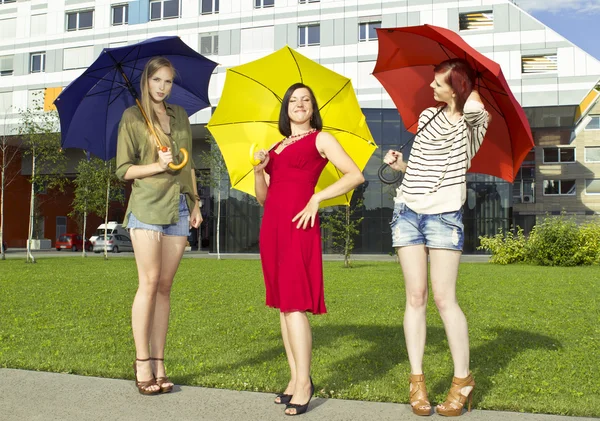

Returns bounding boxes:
[168,148,188,171]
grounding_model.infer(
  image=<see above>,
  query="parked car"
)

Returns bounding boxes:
[56,233,93,252]
[93,234,133,253]
[89,222,128,246]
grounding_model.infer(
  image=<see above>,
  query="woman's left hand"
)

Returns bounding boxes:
[292,196,320,229]
[190,203,203,229]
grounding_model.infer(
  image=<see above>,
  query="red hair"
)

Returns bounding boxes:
[434,58,475,113]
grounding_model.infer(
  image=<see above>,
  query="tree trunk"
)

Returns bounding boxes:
[81,207,88,258]
[216,184,221,260]
[103,162,111,260]
[26,152,36,263]
[1,145,5,260]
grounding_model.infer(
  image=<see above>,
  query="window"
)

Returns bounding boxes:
[63,46,94,70]
[542,147,575,164]
[0,55,13,76]
[585,115,600,130]
[66,9,94,31]
[200,34,219,55]
[543,180,576,196]
[522,54,557,74]
[30,14,47,36]
[299,0,320,3]
[150,0,179,20]
[30,52,46,73]
[585,179,600,195]
[0,18,16,39]
[255,0,274,8]
[112,4,128,25]
[298,24,320,47]
[459,11,493,31]
[0,0,16,3]
[359,21,380,42]
[0,92,12,114]
[201,0,219,14]
[585,146,600,163]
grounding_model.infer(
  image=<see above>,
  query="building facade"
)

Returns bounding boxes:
[1,0,599,252]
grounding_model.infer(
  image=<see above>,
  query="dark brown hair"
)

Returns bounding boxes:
[434,58,476,113]
[278,83,323,137]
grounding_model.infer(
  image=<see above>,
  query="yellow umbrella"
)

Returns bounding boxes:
[207,46,377,208]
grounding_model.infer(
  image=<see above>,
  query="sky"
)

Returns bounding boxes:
[514,0,600,61]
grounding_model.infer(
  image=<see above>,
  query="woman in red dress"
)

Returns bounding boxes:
[253,83,365,416]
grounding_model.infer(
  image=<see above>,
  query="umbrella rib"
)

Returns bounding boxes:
[318,80,350,111]
[289,48,303,83]
[478,78,506,119]
[321,125,377,146]
[229,69,284,103]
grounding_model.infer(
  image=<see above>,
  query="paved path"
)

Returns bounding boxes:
[1,369,594,421]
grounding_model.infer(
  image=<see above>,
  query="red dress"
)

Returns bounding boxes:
[259,131,329,314]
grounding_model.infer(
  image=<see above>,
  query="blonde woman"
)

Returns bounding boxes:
[116,57,202,395]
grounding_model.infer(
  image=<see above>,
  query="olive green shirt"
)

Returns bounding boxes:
[115,102,196,227]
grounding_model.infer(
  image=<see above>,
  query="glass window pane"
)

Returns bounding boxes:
[561,180,576,195]
[299,27,306,46]
[559,148,575,162]
[585,116,600,130]
[150,2,161,19]
[265,0,274,5]
[586,179,600,194]
[112,7,122,25]
[201,0,211,13]
[543,148,558,163]
[585,147,600,162]
[31,54,41,72]
[307,25,319,45]
[125,5,128,23]
[67,13,77,30]
[543,180,559,195]
[200,36,212,54]
[368,22,380,39]
[215,0,219,12]
[359,24,366,41]
[164,0,179,18]
[213,35,218,54]
[79,11,93,29]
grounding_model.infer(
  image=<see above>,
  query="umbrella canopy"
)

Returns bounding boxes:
[55,36,217,162]
[207,46,377,208]
[373,25,534,183]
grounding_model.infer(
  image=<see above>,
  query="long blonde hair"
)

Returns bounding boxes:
[139,56,176,150]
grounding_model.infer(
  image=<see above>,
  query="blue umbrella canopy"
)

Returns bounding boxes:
[55,36,217,161]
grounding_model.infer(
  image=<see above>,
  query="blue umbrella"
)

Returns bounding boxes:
[55,36,217,168]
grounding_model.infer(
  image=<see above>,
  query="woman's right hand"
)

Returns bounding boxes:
[383,149,405,172]
[158,148,173,171]
[253,149,270,173]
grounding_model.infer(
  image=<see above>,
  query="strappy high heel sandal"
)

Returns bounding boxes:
[436,372,475,417]
[284,377,314,416]
[275,393,293,405]
[150,357,174,393]
[133,358,160,395]
[409,374,431,416]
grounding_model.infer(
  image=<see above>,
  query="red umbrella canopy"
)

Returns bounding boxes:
[373,24,534,183]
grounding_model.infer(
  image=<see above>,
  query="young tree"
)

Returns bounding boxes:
[1,110,21,261]
[197,135,228,260]
[16,94,68,263]
[321,199,364,268]
[70,154,124,258]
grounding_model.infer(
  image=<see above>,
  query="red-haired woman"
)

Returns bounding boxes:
[383,58,489,417]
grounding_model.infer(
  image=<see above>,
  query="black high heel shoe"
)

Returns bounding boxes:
[275,393,293,405]
[284,377,314,416]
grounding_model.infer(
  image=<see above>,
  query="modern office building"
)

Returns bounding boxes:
[1,0,599,252]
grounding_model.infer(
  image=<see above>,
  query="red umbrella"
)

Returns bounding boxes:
[373,24,534,183]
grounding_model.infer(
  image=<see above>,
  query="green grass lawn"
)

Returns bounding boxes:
[1,258,598,416]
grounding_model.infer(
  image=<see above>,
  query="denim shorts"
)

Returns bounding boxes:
[126,194,190,237]
[390,202,464,251]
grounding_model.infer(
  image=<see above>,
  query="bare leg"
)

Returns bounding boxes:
[429,248,473,410]
[149,234,187,387]
[398,245,429,374]
[275,311,297,403]
[398,244,430,413]
[130,228,162,393]
[283,311,313,415]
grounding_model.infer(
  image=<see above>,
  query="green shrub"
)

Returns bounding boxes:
[477,227,527,264]
[574,222,600,265]
[525,214,580,266]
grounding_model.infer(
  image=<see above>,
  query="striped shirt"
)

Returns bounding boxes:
[395,100,489,214]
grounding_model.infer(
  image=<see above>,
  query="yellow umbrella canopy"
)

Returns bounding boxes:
[207,46,377,208]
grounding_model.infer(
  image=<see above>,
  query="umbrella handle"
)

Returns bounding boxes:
[378,163,403,185]
[249,143,261,166]
[163,147,189,171]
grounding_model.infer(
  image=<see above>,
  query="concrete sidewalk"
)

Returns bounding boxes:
[1,369,594,421]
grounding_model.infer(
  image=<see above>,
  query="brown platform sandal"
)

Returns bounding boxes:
[436,372,475,417]
[133,358,160,395]
[150,357,174,393]
[409,374,431,416]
